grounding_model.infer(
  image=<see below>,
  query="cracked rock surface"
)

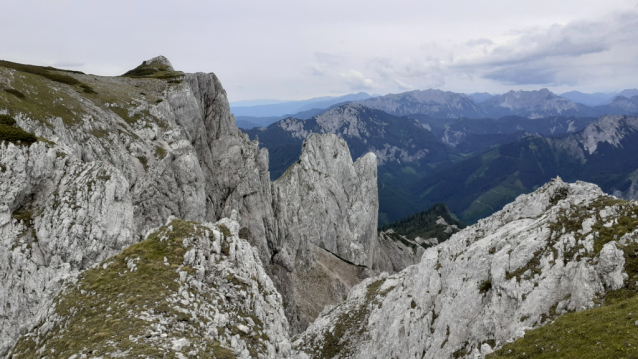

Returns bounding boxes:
[294,180,637,358]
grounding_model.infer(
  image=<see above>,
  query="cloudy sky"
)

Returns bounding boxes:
[2,0,638,101]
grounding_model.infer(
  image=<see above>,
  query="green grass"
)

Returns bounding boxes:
[0,114,16,126]
[489,199,638,359]
[0,59,81,85]
[0,66,88,125]
[122,61,184,80]
[488,294,638,358]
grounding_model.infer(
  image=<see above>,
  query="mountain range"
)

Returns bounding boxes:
[236,88,638,130]
[231,92,372,118]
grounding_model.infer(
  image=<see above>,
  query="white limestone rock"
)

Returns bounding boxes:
[0,141,134,356]
[271,133,378,268]
[294,180,637,358]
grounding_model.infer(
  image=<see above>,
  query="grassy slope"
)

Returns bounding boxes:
[0,58,178,128]
[488,295,638,358]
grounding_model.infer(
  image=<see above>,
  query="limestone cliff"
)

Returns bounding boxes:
[0,57,385,353]
[0,142,135,355]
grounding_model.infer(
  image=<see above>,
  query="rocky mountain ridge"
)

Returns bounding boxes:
[353,88,638,120]
[294,179,638,358]
[413,114,638,224]
[0,56,402,354]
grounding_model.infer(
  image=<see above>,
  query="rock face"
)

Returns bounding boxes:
[268,133,381,333]
[0,142,135,355]
[294,180,636,358]
[272,133,378,268]
[9,217,291,359]
[482,88,582,119]
[142,55,175,71]
[0,57,385,353]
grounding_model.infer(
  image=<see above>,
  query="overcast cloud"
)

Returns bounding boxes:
[1,0,637,101]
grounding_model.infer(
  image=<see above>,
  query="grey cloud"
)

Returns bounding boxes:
[314,52,344,66]
[466,38,494,46]
[394,78,413,90]
[305,52,345,76]
[483,64,560,85]
[452,8,638,86]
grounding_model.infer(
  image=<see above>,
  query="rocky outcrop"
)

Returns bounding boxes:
[0,142,134,356]
[0,57,385,351]
[373,231,425,273]
[268,133,379,333]
[294,180,636,358]
[9,217,291,359]
[271,133,378,268]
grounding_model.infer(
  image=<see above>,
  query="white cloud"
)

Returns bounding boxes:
[340,70,376,90]
[394,78,413,90]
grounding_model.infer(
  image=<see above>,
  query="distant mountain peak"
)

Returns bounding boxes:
[484,88,578,118]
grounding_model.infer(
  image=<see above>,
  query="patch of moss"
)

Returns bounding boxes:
[506,250,543,282]
[312,278,390,358]
[121,62,184,81]
[238,227,252,240]
[0,114,16,126]
[136,155,148,171]
[80,84,97,94]
[217,224,232,238]
[155,145,167,159]
[212,340,236,359]
[111,106,140,124]
[0,123,37,145]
